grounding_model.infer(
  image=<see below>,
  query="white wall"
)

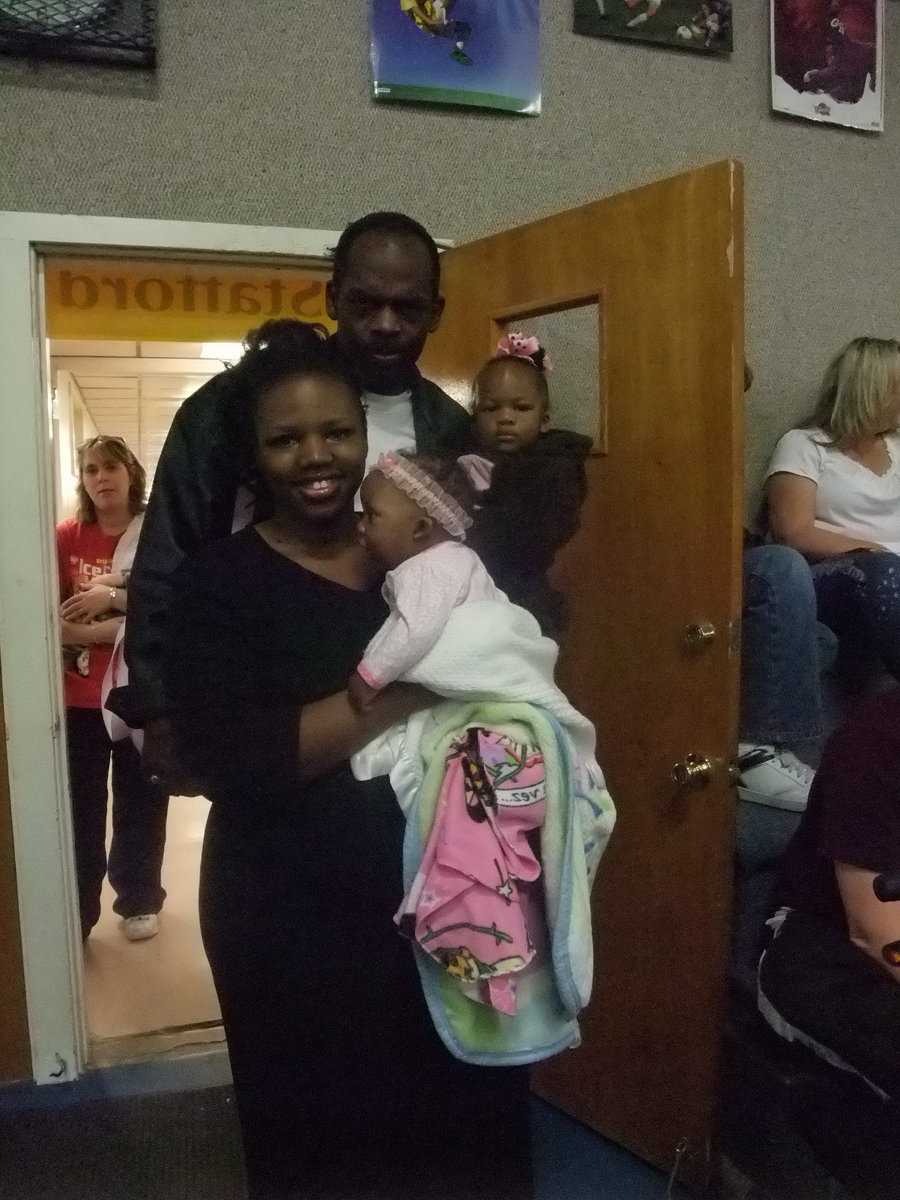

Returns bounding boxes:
[52,371,97,522]
[1,1,898,511]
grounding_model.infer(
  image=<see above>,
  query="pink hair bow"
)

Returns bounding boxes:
[496,331,553,374]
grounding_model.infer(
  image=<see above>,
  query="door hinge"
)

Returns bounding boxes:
[49,1053,68,1079]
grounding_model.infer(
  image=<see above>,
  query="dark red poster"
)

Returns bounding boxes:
[771,0,883,131]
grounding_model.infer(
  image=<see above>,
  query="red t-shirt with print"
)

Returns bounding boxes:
[56,518,121,709]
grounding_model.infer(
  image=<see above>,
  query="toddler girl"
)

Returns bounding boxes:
[467,332,592,640]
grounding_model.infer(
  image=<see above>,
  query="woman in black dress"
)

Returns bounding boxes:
[162,322,532,1200]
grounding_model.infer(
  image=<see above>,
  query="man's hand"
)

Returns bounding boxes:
[142,717,205,797]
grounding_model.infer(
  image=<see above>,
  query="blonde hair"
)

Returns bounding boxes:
[75,436,147,524]
[805,337,900,447]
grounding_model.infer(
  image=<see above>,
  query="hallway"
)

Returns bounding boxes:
[83,795,221,1062]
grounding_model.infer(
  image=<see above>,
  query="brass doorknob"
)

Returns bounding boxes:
[671,754,713,789]
[683,622,716,650]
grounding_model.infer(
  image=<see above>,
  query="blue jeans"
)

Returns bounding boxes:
[812,550,900,683]
[740,544,837,745]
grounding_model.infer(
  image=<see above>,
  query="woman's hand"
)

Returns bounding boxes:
[60,615,123,646]
[835,862,900,987]
[61,583,119,623]
[91,571,126,589]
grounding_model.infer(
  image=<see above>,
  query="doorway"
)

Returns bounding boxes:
[0,213,340,1086]
[46,252,337,1068]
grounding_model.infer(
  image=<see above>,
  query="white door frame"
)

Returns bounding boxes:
[0,212,341,1084]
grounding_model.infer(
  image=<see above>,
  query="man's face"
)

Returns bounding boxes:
[326,232,445,394]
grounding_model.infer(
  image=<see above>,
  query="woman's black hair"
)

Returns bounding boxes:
[331,212,441,298]
[231,318,363,408]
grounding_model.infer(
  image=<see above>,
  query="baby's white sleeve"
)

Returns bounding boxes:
[357,551,470,690]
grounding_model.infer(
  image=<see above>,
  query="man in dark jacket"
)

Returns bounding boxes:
[109,212,467,758]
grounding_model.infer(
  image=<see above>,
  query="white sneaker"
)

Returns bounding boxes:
[737,743,814,812]
[122,913,160,941]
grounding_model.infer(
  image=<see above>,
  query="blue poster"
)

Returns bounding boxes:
[370,1,541,115]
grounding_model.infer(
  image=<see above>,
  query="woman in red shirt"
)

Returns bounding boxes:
[57,436,168,942]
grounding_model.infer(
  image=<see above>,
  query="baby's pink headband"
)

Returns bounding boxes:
[373,452,492,542]
[495,331,553,374]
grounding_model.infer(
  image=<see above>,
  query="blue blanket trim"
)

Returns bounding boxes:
[412,946,581,1066]
[547,712,581,1018]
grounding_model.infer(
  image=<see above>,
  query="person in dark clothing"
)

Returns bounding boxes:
[465,332,590,640]
[757,687,900,1107]
[162,321,533,1200]
[108,212,468,746]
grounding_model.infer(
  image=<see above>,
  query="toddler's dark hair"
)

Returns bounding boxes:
[473,353,550,409]
[394,450,480,523]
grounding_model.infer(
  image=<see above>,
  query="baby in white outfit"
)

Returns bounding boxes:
[348,450,498,710]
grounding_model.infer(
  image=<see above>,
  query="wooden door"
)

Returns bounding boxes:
[419,162,744,1183]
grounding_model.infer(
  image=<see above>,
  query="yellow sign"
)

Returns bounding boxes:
[45,257,335,342]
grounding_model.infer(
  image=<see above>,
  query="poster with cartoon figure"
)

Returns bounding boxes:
[771,0,883,131]
[574,0,733,54]
[370,0,541,115]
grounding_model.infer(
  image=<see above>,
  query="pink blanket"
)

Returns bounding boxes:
[395,728,546,1016]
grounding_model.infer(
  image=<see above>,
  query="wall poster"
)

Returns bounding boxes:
[370,0,541,115]
[771,0,883,131]
[574,0,733,55]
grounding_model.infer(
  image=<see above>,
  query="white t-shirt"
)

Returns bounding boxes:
[765,427,900,555]
[363,390,416,474]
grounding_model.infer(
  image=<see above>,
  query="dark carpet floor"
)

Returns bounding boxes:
[0,1078,690,1200]
[0,1085,246,1200]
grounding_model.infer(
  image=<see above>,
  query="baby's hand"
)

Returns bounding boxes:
[348,670,378,712]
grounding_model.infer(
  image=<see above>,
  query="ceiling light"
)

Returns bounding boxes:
[200,343,244,362]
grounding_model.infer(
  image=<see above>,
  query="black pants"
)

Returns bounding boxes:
[66,707,169,938]
[758,908,900,1103]
[201,782,533,1200]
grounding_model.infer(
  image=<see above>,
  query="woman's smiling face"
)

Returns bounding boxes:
[254,371,367,531]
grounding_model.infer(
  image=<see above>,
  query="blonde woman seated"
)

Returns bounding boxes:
[765,337,900,683]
